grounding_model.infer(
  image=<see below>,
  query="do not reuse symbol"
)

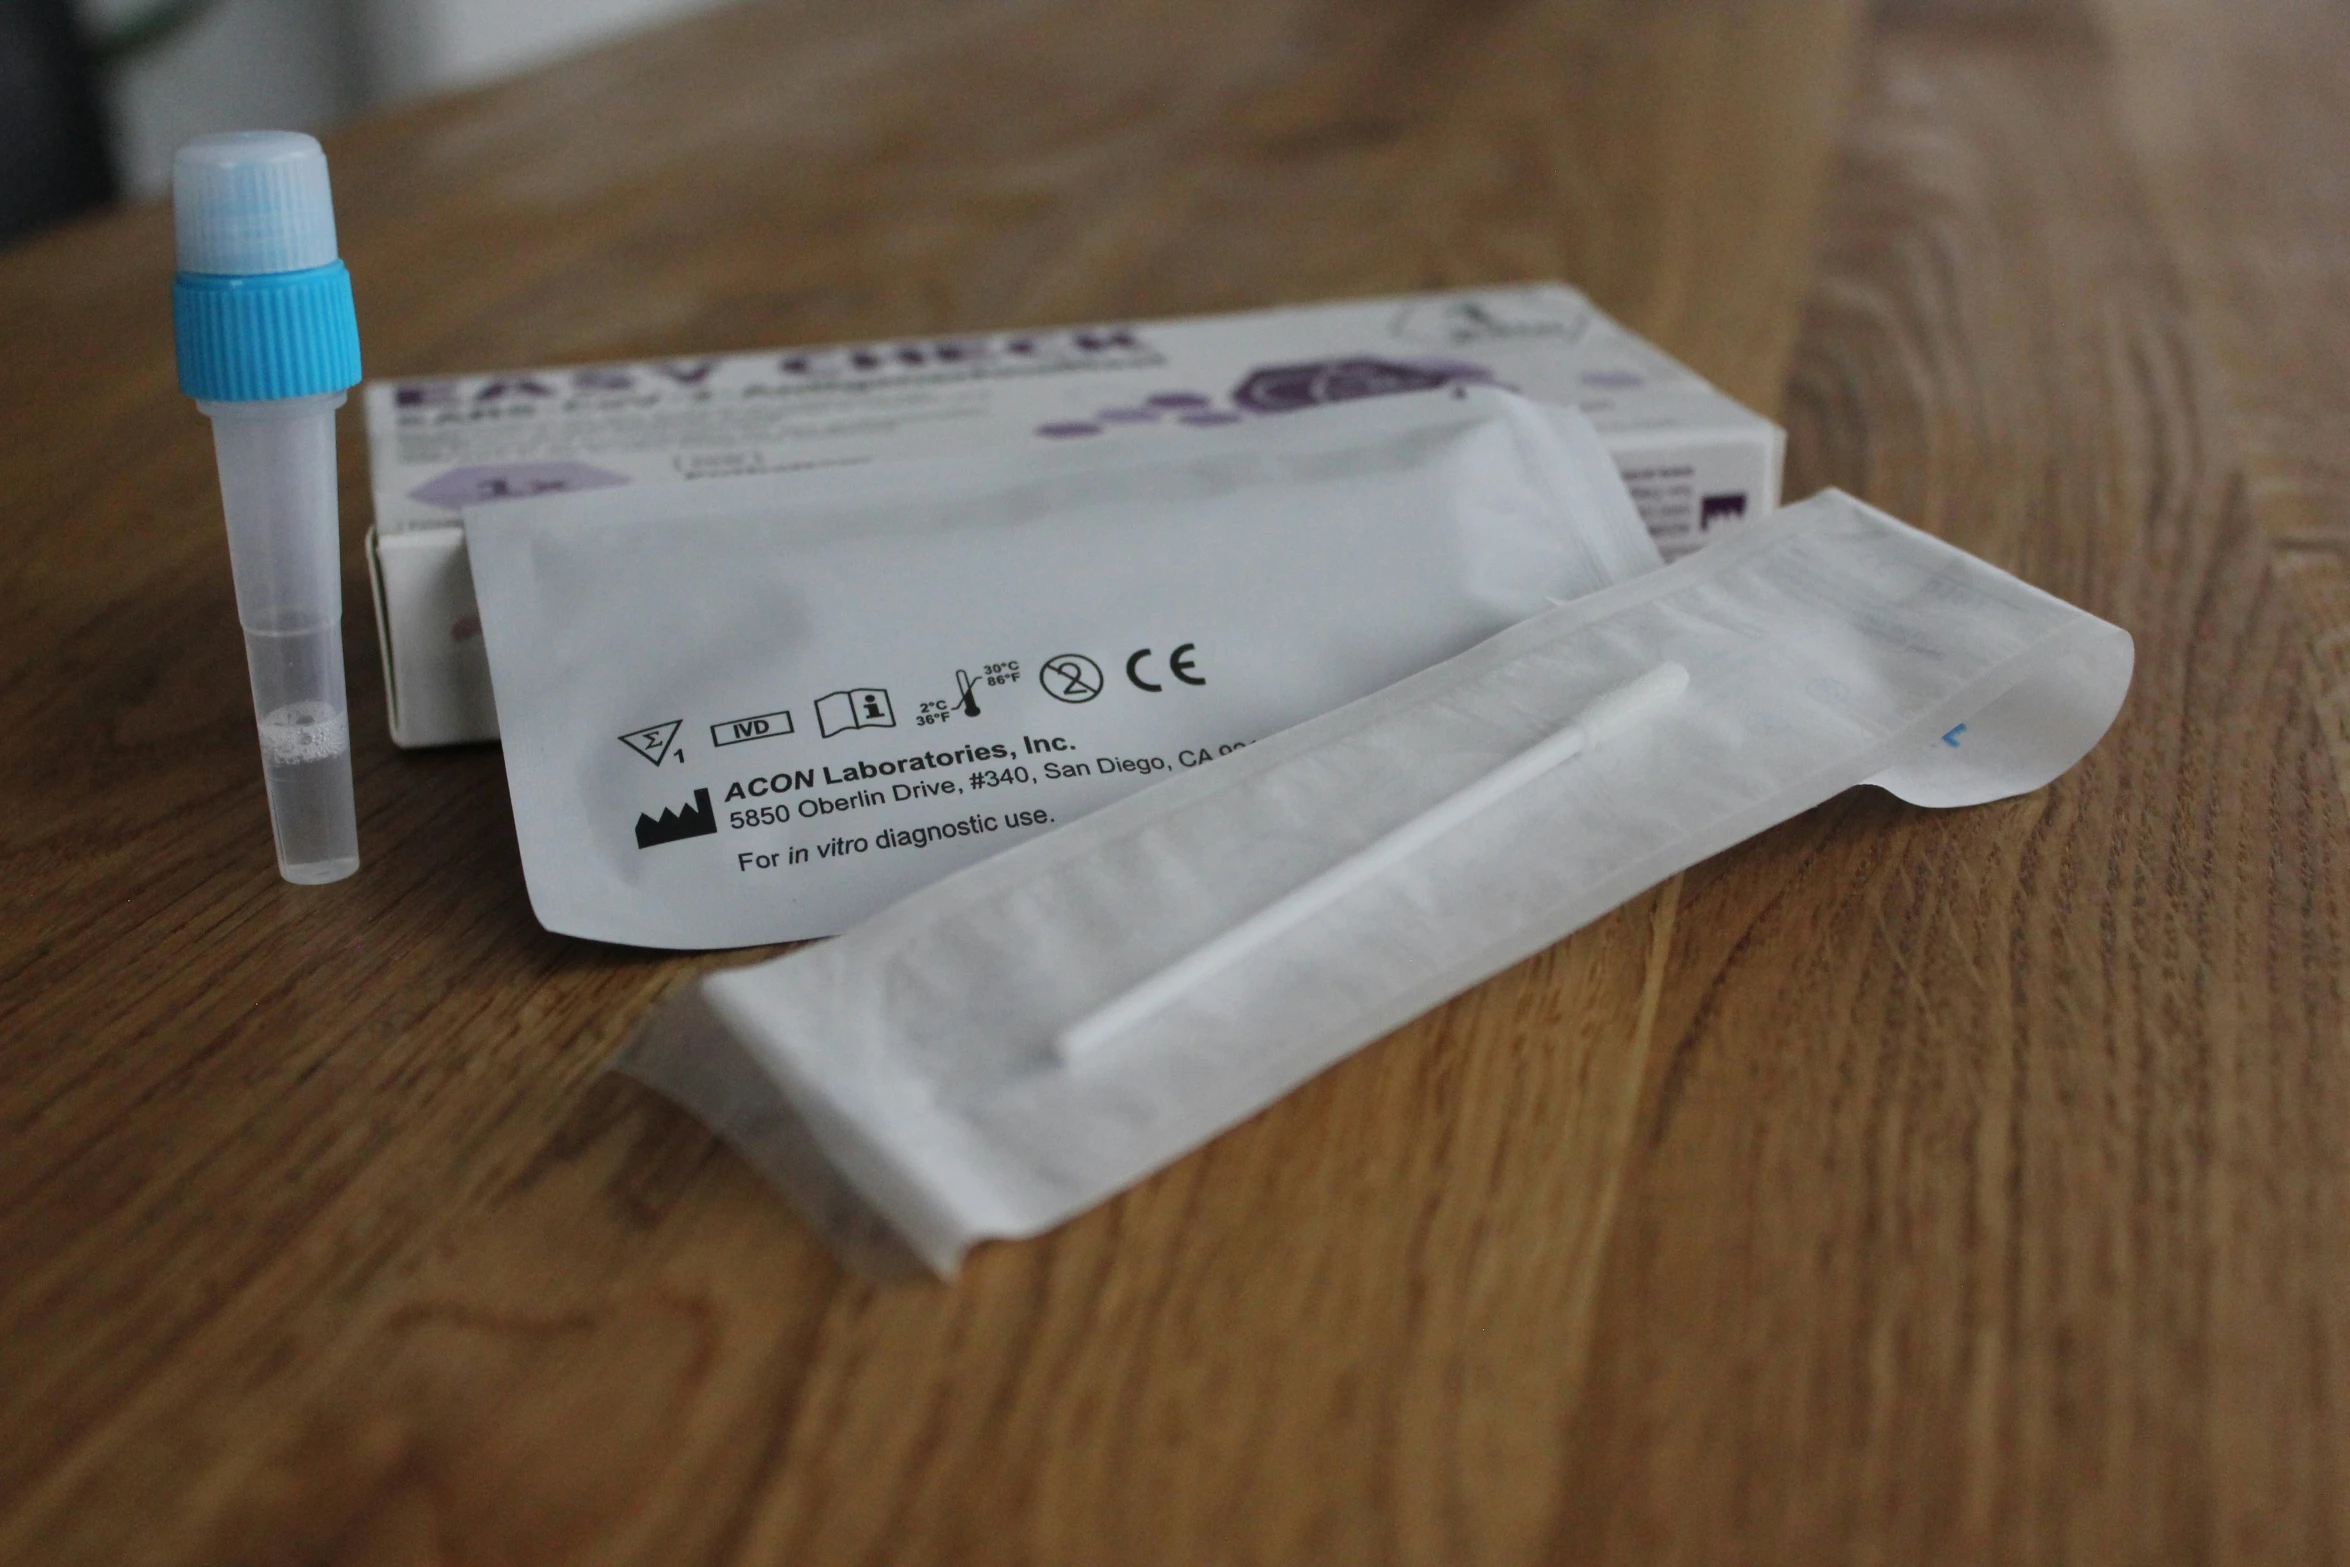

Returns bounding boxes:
[1039,654,1104,703]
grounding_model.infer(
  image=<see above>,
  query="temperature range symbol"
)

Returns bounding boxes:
[712,708,794,748]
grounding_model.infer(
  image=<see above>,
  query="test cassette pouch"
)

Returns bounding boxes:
[466,388,1663,948]
[616,489,2134,1277]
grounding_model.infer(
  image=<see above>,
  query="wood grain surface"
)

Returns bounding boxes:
[1,0,2343,1562]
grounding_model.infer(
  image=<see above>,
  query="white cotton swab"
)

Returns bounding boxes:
[1055,660,1690,1064]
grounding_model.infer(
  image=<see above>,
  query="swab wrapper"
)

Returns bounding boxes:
[617,489,2134,1275]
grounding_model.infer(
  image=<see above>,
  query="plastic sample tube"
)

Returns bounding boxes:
[172,132,365,883]
[1057,661,1690,1063]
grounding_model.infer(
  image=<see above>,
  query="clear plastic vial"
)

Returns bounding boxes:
[204,392,359,881]
[173,132,365,884]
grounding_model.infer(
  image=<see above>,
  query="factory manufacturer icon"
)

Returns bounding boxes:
[634,788,716,849]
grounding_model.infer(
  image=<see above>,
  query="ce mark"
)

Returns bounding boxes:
[1126,642,1204,692]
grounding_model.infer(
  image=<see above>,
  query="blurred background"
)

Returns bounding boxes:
[0,0,740,244]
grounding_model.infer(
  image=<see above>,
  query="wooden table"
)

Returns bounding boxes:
[5,0,2345,1560]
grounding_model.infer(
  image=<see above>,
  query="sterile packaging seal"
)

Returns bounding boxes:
[615,489,2134,1277]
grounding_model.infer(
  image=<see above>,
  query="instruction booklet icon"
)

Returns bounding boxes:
[816,688,895,737]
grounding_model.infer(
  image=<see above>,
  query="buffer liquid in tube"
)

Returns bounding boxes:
[172,132,365,883]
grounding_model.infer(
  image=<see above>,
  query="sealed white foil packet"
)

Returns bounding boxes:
[615,489,2134,1277]
[466,388,1662,948]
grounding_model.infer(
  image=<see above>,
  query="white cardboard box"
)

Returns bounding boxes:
[364,283,1782,747]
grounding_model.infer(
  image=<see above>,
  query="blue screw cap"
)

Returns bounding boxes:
[172,133,362,402]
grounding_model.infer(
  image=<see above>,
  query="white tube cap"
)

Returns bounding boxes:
[173,131,340,277]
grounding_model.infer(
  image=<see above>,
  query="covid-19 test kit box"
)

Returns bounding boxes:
[362,283,1782,747]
